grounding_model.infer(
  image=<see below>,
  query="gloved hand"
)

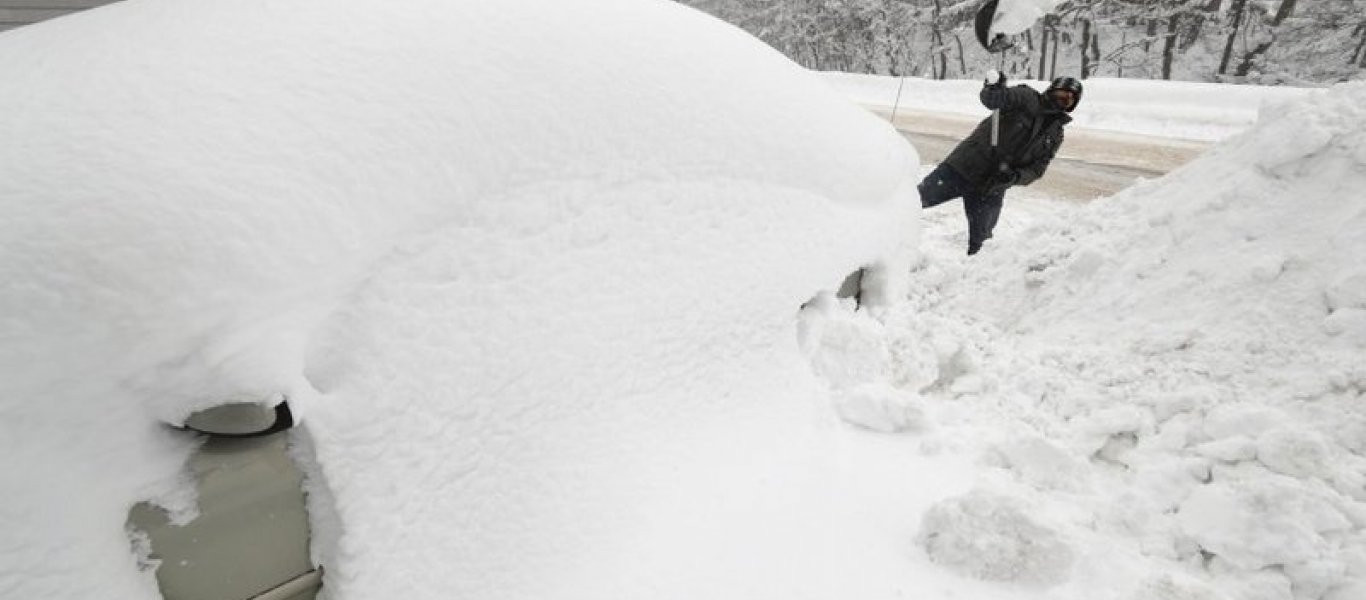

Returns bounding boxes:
[981,70,1008,109]
[994,163,1019,185]
[988,163,1018,192]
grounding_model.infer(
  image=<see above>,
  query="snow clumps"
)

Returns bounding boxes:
[799,294,928,434]
[918,489,1075,586]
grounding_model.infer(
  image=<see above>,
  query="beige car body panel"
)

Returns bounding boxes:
[128,405,321,600]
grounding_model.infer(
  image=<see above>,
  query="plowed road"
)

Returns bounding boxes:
[877,108,1214,201]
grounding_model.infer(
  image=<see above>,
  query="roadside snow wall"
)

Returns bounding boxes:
[891,81,1366,599]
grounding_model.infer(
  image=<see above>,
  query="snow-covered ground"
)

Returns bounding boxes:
[2,2,1364,600]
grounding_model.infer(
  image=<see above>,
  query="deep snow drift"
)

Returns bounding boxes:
[0,1,916,598]
[801,81,1366,599]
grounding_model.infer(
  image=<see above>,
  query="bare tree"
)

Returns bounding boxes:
[1357,24,1366,66]
[1080,18,1094,77]
[673,0,1358,84]
[1218,0,1249,75]
[1234,0,1299,76]
[1161,14,1180,79]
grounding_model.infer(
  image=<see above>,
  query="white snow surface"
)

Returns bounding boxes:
[3,2,1366,600]
[0,1,916,599]
[823,72,1321,143]
[989,0,1063,39]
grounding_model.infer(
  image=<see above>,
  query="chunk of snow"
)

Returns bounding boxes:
[1178,478,1352,570]
[989,0,1062,38]
[833,384,926,434]
[1202,405,1291,442]
[1256,427,1334,479]
[1325,272,1366,312]
[1196,436,1259,463]
[918,490,1074,586]
[1323,309,1366,347]
[983,436,1090,491]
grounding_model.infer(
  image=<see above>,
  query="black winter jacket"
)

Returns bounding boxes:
[943,84,1071,189]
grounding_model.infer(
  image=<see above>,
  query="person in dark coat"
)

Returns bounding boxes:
[919,74,1083,255]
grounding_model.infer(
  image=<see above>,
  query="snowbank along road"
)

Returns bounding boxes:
[873,107,1212,201]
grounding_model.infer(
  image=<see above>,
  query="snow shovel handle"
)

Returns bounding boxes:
[983,69,1003,149]
[991,108,1000,148]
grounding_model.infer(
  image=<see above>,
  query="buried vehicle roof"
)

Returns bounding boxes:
[0,0,917,599]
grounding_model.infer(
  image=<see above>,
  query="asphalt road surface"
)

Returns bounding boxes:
[872,108,1214,202]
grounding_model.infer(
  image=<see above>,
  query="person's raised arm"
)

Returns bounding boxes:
[980,73,1043,114]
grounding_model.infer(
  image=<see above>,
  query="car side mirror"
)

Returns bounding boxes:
[178,401,295,438]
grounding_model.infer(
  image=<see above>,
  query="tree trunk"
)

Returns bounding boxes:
[1181,0,1224,49]
[1091,26,1101,77]
[1358,24,1366,67]
[1161,16,1179,80]
[1233,0,1298,77]
[1080,19,1093,78]
[930,0,946,79]
[1038,21,1051,79]
[930,30,947,79]
[1352,25,1366,66]
[1144,18,1158,53]
[953,34,967,77]
[1270,0,1298,24]
[1050,27,1060,79]
[1117,30,1126,78]
[1219,0,1247,75]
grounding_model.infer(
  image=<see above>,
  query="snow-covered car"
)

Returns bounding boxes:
[0,1,915,599]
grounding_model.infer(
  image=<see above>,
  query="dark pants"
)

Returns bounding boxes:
[917,163,1005,255]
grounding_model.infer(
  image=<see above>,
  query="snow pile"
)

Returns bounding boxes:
[0,1,916,598]
[856,81,1366,599]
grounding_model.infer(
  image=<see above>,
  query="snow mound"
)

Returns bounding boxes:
[918,489,1075,586]
[901,81,1366,598]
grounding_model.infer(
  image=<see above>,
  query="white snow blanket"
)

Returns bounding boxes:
[0,1,916,599]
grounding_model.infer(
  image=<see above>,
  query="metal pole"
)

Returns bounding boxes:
[991,108,1000,148]
[991,54,1005,150]
[889,75,907,126]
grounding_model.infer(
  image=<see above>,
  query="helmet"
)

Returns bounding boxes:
[1047,76,1083,112]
